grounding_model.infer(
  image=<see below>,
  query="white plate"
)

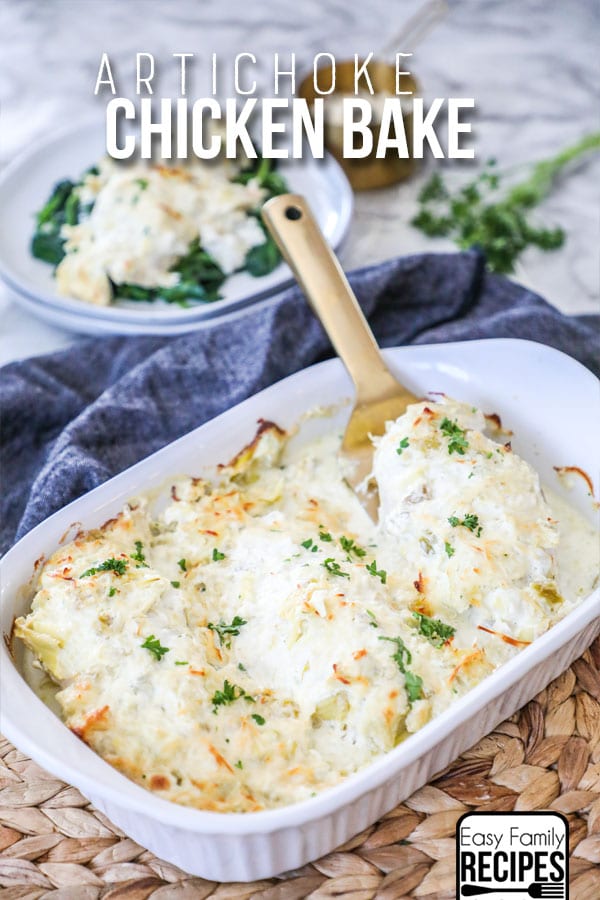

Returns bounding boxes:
[0,121,353,336]
[1,339,598,882]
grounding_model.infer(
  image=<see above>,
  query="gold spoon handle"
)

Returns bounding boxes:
[262,193,401,402]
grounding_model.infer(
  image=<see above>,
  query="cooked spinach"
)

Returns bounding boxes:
[31,154,288,304]
[31,179,77,265]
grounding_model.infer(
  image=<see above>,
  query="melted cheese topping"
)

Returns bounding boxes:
[55,157,266,306]
[15,399,599,812]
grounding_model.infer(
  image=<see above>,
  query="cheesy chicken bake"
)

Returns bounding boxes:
[15,398,599,812]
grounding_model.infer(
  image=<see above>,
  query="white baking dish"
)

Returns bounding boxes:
[1,338,598,883]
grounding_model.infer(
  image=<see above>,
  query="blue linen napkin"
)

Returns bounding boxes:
[2,251,598,555]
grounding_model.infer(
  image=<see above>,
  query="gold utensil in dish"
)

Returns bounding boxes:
[262,193,417,519]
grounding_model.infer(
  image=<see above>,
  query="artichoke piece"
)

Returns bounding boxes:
[311,692,350,725]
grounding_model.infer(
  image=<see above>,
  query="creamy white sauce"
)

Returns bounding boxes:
[16,399,599,812]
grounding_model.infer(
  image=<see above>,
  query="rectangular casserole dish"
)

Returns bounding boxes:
[1,338,599,883]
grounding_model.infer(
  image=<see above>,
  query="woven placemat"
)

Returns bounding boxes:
[1,638,599,899]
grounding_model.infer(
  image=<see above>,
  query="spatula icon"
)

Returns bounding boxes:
[461,884,563,898]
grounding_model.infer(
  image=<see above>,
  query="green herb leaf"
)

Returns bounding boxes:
[251,713,266,725]
[322,558,350,578]
[141,635,170,661]
[211,679,253,712]
[413,611,456,647]
[207,616,247,648]
[411,135,600,274]
[379,635,423,702]
[131,540,148,567]
[170,580,181,589]
[404,669,425,703]
[235,760,243,769]
[396,437,410,455]
[340,536,367,558]
[439,418,469,455]
[177,558,187,571]
[108,586,117,597]
[367,609,378,628]
[444,542,455,558]
[212,548,226,561]
[175,660,188,665]
[80,558,128,578]
[366,560,387,584]
[448,514,482,537]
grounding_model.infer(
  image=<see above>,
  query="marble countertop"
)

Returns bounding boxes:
[1,0,598,366]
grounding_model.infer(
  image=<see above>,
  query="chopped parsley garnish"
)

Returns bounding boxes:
[379,635,423,703]
[211,679,254,712]
[367,609,378,628]
[444,542,455,558]
[396,437,410,455]
[440,418,469,455]
[108,586,117,597]
[340,536,366,558]
[251,713,266,726]
[322,558,350,578]
[404,670,425,703]
[170,580,181,588]
[212,548,226,561]
[449,513,482,537]
[131,540,148,567]
[135,177,149,190]
[235,760,243,769]
[175,660,188,666]
[238,662,246,671]
[177,558,187,571]
[141,635,170,661]
[80,557,128,578]
[366,560,387,584]
[207,616,247,648]
[413,611,456,647]
[301,538,319,552]
[319,530,333,542]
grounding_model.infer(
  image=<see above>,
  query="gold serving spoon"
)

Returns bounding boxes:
[262,193,418,520]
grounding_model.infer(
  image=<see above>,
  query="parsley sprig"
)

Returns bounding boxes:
[141,635,170,661]
[211,679,255,713]
[340,536,367,558]
[322,558,350,578]
[131,540,148,567]
[411,134,600,274]
[448,513,482,537]
[366,560,387,584]
[440,418,469,455]
[396,437,409,455]
[379,636,423,703]
[207,616,247,648]
[80,558,128,578]
[413,612,455,647]
[301,538,319,552]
